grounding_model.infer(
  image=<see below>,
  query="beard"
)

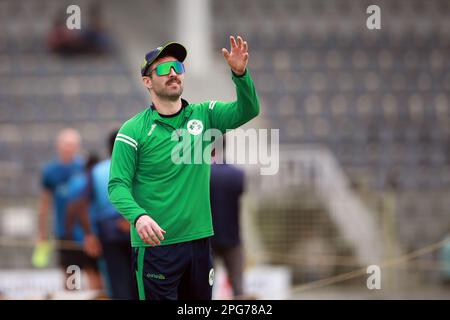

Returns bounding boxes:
[153,78,184,101]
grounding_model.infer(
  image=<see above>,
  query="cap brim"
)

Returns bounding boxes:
[155,42,187,64]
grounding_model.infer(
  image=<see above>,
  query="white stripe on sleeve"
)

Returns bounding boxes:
[115,138,137,150]
[117,133,138,146]
[208,100,217,110]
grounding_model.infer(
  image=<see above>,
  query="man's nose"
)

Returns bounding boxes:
[168,67,177,77]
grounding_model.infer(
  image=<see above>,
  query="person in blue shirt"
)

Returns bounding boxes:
[37,128,102,290]
[210,137,245,297]
[70,129,134,299]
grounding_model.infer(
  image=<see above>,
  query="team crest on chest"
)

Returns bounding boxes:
[187,119,203,136]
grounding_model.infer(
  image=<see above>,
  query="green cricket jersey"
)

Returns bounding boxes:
[108,70,260,247]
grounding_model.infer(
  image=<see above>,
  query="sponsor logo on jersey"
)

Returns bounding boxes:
[146,273,166,280]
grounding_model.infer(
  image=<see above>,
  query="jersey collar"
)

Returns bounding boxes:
[150,98,193,123]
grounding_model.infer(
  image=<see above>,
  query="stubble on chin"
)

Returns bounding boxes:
[156,85,183,101]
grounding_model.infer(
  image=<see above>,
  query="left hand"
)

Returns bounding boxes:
[116,218,130,234]
[83,234,102,258]
[222,35,249,76]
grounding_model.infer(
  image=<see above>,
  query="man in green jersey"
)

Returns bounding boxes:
[108,36,260,300]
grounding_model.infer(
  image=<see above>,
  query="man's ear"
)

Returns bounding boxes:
[142,76,152,90]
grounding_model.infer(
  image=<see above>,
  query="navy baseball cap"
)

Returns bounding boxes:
[140,42,187,76]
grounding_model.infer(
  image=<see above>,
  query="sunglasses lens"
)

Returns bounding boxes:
[155,61,185,76]
[173,61,185,74]
[155,63,170,76]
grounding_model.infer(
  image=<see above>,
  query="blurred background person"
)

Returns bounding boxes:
[90,129,133,299]
[46,10,86,56]
[65,152,104,292]
[81,1,112,55]
[68,129,134,299]
[210,136,246,298]
[37,128,102,290]
[47,2,111,56]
